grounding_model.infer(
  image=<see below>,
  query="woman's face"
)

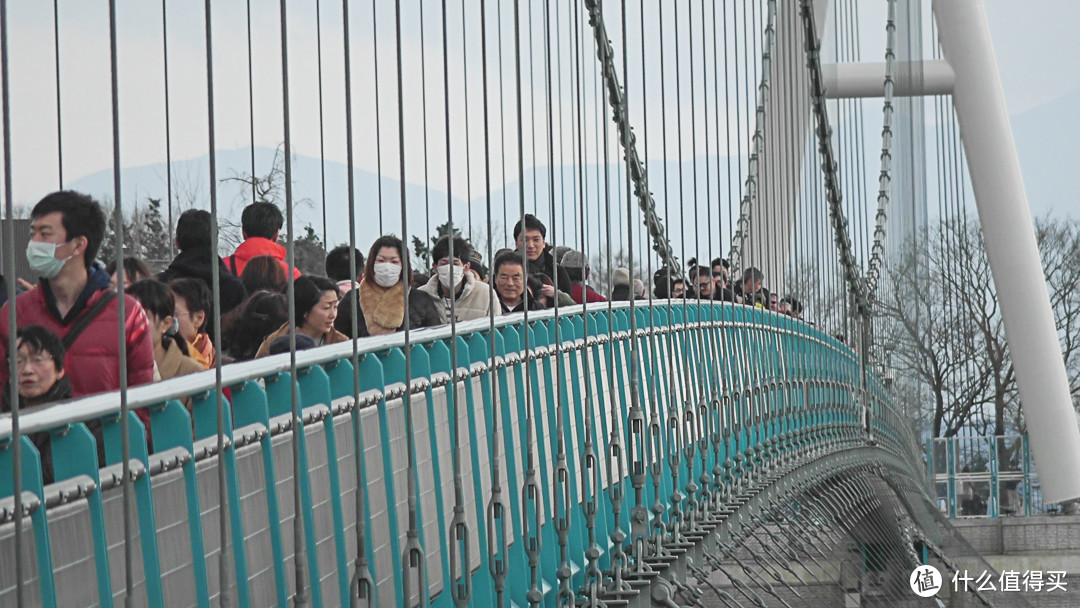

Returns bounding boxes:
[301,290,339,337]
[173,295,203,342]
[16,341,64,401]
[375,246,402,266]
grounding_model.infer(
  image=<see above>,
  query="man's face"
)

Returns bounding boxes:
[16,342,63,401]
[779,301,793,316]
[743,279,761,294]
[495,263,525,303]
[697,274,713,296]
[671,281,686,298]
[769,294,778,310]
[516,229,545,262]
[30,212,83,266]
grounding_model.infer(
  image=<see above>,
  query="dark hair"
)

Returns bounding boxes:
[512,214,547,240]
[241,202,284,240]
[471,262,487,282]
[240,255,287,294]
[325,245,364,283]
[127,278,190,356]
[526,274,546,306]
[742,267,764,284]
[492,251,526,277]
[105,257,153,285]
[431,236,473,265]
[15,325,65,372]
[689,265,712,280]
[363,235,408,284]
[31,191,107,268]
[222,291,289,361]
[334,290,368,339]
[175,209,213,251]
[169,277,213,335]
[711,257,730,270]
[293,275,339,328]
[780,296,803,315]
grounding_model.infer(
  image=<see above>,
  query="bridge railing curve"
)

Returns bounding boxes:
[0,300,921,606]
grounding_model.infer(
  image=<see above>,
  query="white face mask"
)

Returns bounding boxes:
[372,262,402,288]
[436,264,465,289]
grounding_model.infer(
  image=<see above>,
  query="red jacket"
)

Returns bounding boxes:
[225,237,301,279]
[0,267,156,411]
[571,284,607,304]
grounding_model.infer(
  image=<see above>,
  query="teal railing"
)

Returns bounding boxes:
[0,301,924,606]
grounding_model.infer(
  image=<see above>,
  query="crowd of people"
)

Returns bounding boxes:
[0,191,805,477]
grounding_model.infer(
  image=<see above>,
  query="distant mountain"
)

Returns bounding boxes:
[66,145,747,262]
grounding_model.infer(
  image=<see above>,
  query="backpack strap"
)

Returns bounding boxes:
[227,255,238,275]
[62,291,117,351]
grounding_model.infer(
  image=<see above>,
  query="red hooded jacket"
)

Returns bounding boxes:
[224,237,301,279]
[0,264,156,424]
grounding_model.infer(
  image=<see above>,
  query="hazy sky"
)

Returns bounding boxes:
[0,0,1075,223]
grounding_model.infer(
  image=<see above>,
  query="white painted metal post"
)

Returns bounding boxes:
[933,0,1080,504]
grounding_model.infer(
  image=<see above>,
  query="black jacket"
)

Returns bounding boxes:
[158,248,247,314]
[529,248,573,295]
[337,286,442,338]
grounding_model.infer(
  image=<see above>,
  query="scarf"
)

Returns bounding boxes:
[359,280,405,335]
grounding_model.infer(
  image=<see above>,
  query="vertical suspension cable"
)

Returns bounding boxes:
[460,0,474,242]
[341,1,375,605]
[572,1,603,598]
[245,0,256,203]
[53,0,62,186]
[315,0,329,248]
[105,1,136,603]
[511,2,543,605]
[372,0,384,233]
[0,0,23,603]
[162,0,175,259]
[201,1,233,605]
[393,2,425,604]
[639,0,665,563]
[277,0,309,602]
[619,0,649,576]
[478,2,509,603]
[419,0,432,263]
[440,0,471,604]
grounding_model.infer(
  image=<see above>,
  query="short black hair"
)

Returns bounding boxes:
[431,236,473,265]
[742,267,764,284]
[711,257,729,270]
[492,251,526,277]
[325,245,364,283]
[129,278,191,356]
[780,296,803,315]
[241,202,284,240]
[31,191,107,268]
[169,277,213,334]
[175,209,213,251]
[16,325,65,372]
[512,214,547,240]
[689,265,712,280]
[293,275,340,328]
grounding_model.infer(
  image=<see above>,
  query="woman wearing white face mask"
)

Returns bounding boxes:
[357,235,442,335]
[417,236,497,324]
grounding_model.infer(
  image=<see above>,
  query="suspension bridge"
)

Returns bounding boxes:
[1,0,1077,606]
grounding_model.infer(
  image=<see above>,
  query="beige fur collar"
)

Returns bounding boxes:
[359,280,405,335]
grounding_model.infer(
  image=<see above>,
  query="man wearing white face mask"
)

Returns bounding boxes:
[418,236,497,324]
[0,191,155,410]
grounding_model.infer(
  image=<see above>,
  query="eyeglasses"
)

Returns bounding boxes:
[16,354,53,369]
